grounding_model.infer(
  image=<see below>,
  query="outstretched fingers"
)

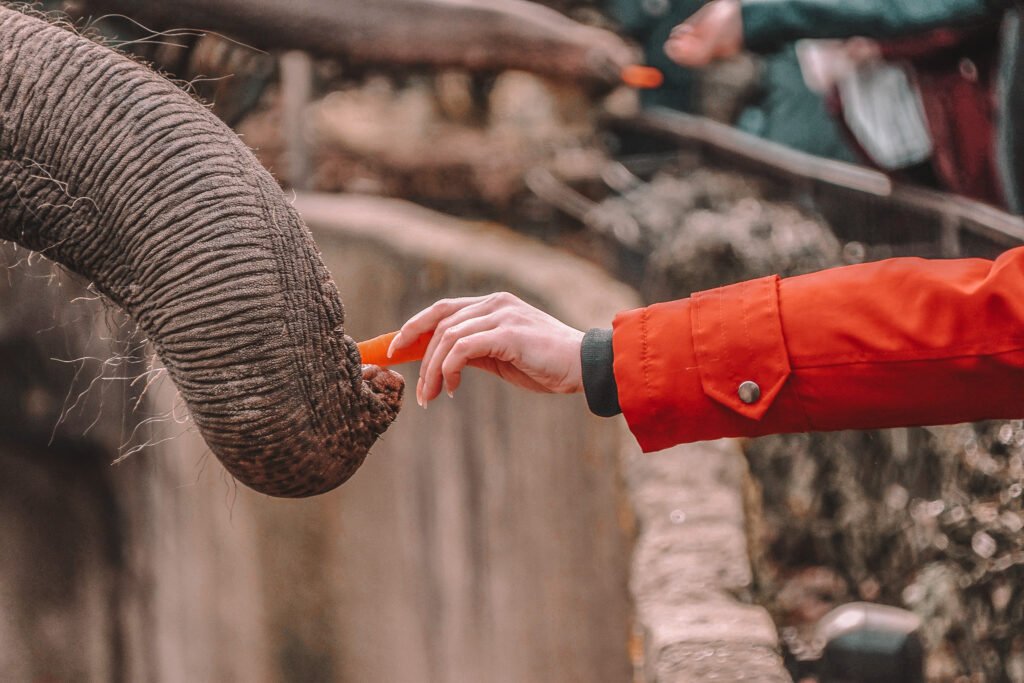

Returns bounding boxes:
[392,291,585,406]
[418,313,505,404]
[388,295,490,358]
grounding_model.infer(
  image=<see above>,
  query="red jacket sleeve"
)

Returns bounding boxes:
[612,246,1024,452]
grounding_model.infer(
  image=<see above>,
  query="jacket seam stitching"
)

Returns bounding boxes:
[772,277,813,431]
[641,308,653,407]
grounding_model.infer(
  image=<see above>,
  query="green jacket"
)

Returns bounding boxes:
[741,0,1008,51]
[736,46,858,162]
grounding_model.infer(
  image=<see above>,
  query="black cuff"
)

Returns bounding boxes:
[581,328,622,418]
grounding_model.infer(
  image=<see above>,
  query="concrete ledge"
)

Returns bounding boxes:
[628,439,791,682]
[651,642,791,683]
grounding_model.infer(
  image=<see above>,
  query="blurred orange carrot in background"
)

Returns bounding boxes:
[621,65,663,89]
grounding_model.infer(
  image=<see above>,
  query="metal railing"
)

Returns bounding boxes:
[610,108,1024,258]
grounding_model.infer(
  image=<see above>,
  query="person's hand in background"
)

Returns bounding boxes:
[389,293,585,407]
[664,0,744,67]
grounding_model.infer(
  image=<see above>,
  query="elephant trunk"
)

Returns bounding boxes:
[0,6,402,497]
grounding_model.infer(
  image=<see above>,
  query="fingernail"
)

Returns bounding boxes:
[387,334,401,359]
[416,377,423,407]
[447,390,454,399]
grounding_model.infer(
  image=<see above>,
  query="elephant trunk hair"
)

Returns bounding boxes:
[0,6,403,497]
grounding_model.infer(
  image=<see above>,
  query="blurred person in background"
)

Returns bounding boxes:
[793,26,1002,205]
[609,0,860,160]
[607,0,706,111]
[796,38,938,184]
[662,0,1022,210]
[870,25,1002,204]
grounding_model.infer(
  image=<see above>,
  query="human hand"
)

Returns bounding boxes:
[664,0,744,67]
[388,292,585,406]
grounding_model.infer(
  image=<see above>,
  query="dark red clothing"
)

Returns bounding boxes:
[882,27,1003,205]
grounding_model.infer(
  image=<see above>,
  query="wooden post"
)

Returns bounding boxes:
[280,50,314,191]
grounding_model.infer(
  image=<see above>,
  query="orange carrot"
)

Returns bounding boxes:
[621,65,664,89]
[357,330,434,367]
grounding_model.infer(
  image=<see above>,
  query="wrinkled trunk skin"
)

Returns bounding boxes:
[73,0,633,85]
[0,6,403,497]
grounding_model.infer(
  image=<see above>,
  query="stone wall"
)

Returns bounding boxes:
[628,440,790,682]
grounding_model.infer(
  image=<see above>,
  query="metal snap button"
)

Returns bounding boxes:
[738,381,761,405]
